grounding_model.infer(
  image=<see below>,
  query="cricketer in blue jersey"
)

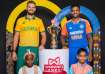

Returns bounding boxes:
[61,4,93,66]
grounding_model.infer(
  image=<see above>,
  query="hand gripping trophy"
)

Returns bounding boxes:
[47,24,60,49]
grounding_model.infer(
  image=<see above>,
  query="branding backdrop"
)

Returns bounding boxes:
[0,0,105,74]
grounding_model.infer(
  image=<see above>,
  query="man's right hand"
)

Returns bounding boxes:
[62,46,68,49]
[51,19,55,24]
[12,51,17,61]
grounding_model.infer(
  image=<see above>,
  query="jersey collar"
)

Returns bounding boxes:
[71,18,81,24]
[25,15,35,20]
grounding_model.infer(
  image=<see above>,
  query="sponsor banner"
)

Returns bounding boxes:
[39,49,69,74]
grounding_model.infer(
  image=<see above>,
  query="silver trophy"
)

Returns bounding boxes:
[47,25,60,49]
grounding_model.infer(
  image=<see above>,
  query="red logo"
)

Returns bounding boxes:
[43,57,67,74]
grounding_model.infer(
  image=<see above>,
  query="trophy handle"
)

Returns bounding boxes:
[56,26,61,35]
[47,26,52,34]
[47,24,61,49]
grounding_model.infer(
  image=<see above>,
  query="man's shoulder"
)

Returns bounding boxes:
[65,19,72,26]
[34,17,41,21]
[17,16,25,22]
[80,18,89,23]
[66,19,72,24]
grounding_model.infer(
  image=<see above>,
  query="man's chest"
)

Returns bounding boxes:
[67,23,86,31]
[21,21,39,31]
[66,22,86,36]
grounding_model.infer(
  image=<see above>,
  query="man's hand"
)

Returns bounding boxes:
[87,34,93,62]
[62,46,68,49]
[39,45,45,51]
[12,51,17,61]
[51,19,55,24]
[40,32,46,51]
[12,31,19,61]
[88,52,93,62]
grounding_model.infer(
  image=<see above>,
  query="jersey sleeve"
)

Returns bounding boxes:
[15,18,22,32]
[61,23,68,36]
[38,19,45,33]
[85,20,92,34]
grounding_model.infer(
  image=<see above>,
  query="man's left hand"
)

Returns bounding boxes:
[88,52,93,62]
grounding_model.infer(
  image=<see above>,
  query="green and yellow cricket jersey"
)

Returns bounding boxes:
[15,16,45,47]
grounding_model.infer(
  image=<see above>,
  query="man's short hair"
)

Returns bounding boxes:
[27,0,36,6]
[71,4,80,9]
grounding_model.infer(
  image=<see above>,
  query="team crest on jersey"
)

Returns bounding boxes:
[80,24,84,29]
[69,27,72,30]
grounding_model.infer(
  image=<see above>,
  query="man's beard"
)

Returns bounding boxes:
[71,14,80,18]
[27,11,35,15]
[73,15,79,18]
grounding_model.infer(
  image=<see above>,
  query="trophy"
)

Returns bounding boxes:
[47,24,60,49]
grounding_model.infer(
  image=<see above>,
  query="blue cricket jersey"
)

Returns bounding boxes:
[66,18,88,48]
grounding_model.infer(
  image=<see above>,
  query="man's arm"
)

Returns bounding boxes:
[87,34,93,51]
[38,19,46,50]
[12,31,20,61]
[87,33,93,62]
[39,32,46,50]
[12,32,20,51]
[85,20,93,62]
[13,18,21,51]
[61,23,68,48]
[61,35,67,48]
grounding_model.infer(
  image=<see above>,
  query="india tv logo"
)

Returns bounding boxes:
[43,57,67,74]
